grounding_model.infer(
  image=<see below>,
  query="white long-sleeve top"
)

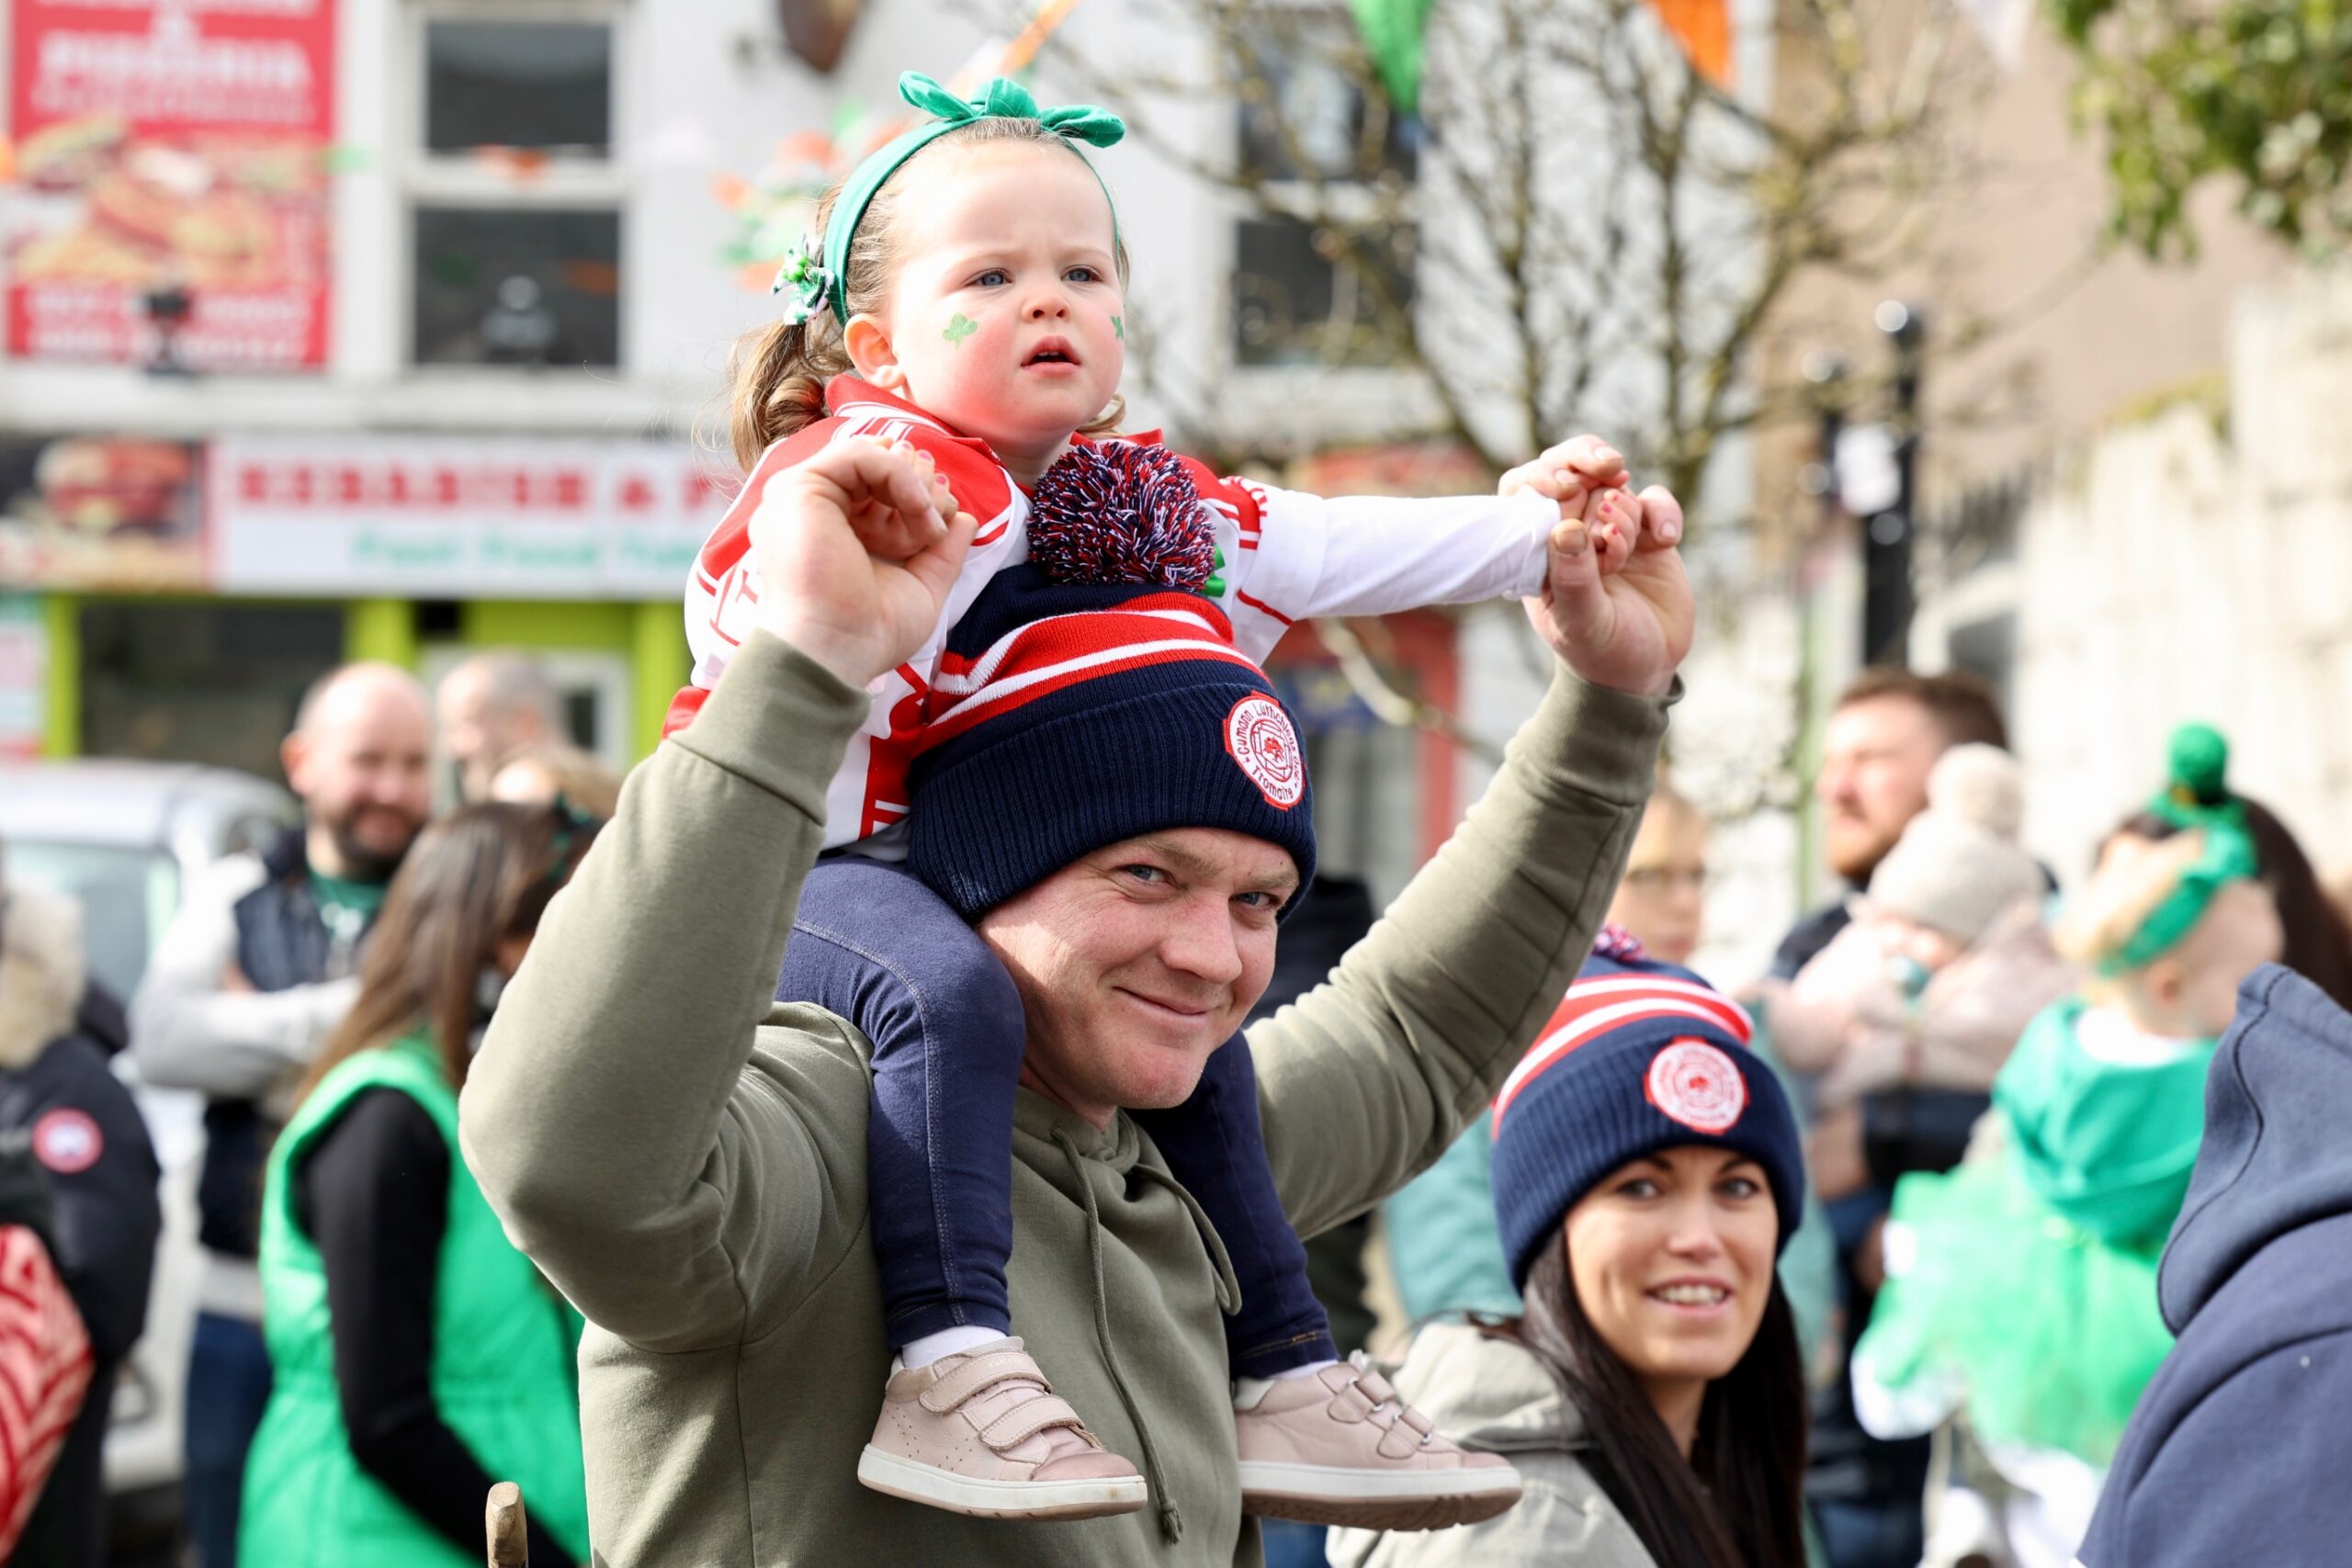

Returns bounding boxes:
[671,376,1557,852]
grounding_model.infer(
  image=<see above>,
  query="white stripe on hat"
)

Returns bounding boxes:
[928,635,1261,731]
[1556,976,1754,1041]
[933,605,1233,698]
[1492,981,1753,1126]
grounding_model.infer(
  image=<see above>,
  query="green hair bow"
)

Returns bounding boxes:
[2103,722,2260,974]
[775,71,1126,327]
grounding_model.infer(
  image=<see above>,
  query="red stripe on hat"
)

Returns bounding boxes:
[1491,977,1752,1128]
[933,595,1234,686]
[921,637,1263,749]
[1556,976,1753,1042]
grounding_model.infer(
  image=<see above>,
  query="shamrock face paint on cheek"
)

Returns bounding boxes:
[944,312,978,347]
[1113,315,1125,340]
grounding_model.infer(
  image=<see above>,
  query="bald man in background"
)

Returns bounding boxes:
[131,661,433,1568]
[436,649,562,803]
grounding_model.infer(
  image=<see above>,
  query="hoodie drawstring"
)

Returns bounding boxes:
[1128,1160,1241,1315]
[1055,1128,1204,1546]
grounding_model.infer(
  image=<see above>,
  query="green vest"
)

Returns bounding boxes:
[241,1032,591,1568]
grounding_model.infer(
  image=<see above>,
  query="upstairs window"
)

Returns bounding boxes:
[1229,19,1418,370]
[406,7,626,369]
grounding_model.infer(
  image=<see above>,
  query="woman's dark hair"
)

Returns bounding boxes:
[293,802,599,1108]
[1489,1237,1808,1568]
[2114,794,2352,1010]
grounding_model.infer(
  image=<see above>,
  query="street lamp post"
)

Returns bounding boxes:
[1864,299,1924,667]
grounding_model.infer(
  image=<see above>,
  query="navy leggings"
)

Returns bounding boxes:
[780,856,1337,1379]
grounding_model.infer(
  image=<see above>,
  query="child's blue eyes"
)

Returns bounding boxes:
[967,267,1105,288]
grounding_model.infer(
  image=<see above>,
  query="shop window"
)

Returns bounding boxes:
[1230,18,1418,369]
[424,20,613,154]
[407,6,626,369]
[413,207,622,367]
[78,603,346,780]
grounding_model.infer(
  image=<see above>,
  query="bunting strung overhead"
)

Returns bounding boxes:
[1348,0,1434,116]
[1348,0,1731,115]
[1648,0,1733,86]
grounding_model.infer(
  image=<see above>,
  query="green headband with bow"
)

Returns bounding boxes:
[775,72,1126,327]
[2102,722,2260,974]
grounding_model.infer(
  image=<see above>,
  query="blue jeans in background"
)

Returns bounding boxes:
[781,856,1337,1375]
[185,1309,272,1568]
[1261,1518,1332,1567]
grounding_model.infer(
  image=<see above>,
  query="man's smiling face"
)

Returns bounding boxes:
[975,828,1299,1126]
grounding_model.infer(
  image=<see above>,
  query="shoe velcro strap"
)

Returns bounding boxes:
[978,1394,1087,1451]
[919,1351,1051,1415]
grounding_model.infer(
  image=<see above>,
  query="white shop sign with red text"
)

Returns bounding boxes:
[209,435,736,599]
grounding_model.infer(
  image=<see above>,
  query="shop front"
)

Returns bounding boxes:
[0,432,725,784]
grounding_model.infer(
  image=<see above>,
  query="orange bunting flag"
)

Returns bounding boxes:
[1647,0,1732,86]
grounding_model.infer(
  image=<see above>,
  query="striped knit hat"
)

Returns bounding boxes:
[1490,950,1804,1290]
[905,564,1316,919]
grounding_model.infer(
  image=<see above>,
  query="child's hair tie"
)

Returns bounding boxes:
[799,71,1126,327]
[772,236,833,325]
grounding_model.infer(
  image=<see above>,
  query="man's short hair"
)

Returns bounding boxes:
[447,650,561,729]
[1835,666,2008,752]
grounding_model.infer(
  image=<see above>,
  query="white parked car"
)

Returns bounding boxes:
[0,761,296,1558]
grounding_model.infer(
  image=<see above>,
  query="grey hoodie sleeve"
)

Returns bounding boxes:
[458,630,871,1354]
[1250,666,1667,1240]
[128,855,360,1098]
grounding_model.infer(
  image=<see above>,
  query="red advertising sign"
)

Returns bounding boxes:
[6,0,335,370]
[209,436,735,600]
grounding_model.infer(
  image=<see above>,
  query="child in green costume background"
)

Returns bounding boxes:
[1850,726,2283,1568]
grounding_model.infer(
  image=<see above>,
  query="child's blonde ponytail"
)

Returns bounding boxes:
[727,314,846,469]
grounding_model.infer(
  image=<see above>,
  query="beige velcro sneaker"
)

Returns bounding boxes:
[856,1337,1148,1520]
[1235,1351,1524,1530]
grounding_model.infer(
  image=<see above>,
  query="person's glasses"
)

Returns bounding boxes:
[1623,865,1706,894]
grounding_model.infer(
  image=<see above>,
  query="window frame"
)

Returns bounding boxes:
[1223,9,1422,385]
[397,0,631,375]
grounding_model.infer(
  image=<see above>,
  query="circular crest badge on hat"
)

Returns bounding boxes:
[1645,1040,1747,1134]
[1225,694,1305,809]
[31,1109,102,1176]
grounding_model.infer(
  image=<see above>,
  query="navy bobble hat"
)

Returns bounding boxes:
[906,564,1316,919]
[1489,943,1805,1291]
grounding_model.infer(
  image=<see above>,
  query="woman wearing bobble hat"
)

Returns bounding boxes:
[1331,953,1811,1568]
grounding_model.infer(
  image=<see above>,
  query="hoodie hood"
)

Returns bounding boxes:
[1994,996,2215,1247]
[0,886,86,1072]
[2157,964,2352,1333]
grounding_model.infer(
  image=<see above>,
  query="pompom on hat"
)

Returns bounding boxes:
[1489,950,1805,1291]
[1865,742,2043,944]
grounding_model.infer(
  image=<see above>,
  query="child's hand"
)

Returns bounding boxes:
[752,434,971,688]
[1498,435,1631,522]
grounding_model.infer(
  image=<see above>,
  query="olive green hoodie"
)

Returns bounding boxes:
[458,629,1667,1566]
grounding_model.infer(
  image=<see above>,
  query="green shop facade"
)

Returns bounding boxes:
[0,432,721,784]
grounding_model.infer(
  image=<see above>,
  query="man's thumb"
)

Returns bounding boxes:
[1546,515,1609,628]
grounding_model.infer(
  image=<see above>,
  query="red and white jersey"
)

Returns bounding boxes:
[673,376,1558,852]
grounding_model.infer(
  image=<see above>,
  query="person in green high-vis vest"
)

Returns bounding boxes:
[241,802,600,1568]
